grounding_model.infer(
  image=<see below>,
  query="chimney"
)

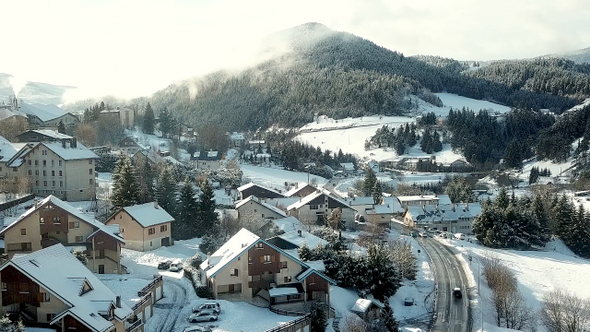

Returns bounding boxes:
[154,201,159,209]
[34,198,38,208]
[115,296,121,308]
[62,140,66,149]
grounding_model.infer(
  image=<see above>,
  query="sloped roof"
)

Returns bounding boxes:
[237,182,284,197]
[2,244,132,331]
[42,141,98,160]
[235,196,287,218]
[287,189,352,211]
[0,195,124,243]
[272,216,304,233]
[276,230,328,249]
[0,135,22,163]
[19,102,66,122]
[406,202,482,223]
[347,197,375,206]
[120,202,174,228]
[351,299,382,313]
[284,184,317,197]
[21,129,73,140]
[381,196,405,214]
[200,228,261,278]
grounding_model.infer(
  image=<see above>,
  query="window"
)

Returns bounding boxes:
[150,241,153,246]
[230,269,238,277]
[19,283,29,294]
[58,170,62,176]
[44,181,47,187]
[12,167,16,172]
[59,181,63,187]
[89,159,93,164]
[58,160,62,166]
[119,215,122,219]
[121,228,124,233]
[52,181,55,187]
[43,160,47,166]
[21,243,31,251]
[27,160,31,165]
[35,160,39,166]
[35,180,38,186]
[89,169,93,174]
[1,282,6,291]
[254,209,257,212]
[40,217,44,224]
[282,261,288,269]
[256,242,264,249]
[43,170,46,176]
[69,221,79,229]
[148,228,155,235]
[35,170,39,176]
[53,217,60,224]
[263,255,271,263]
[248,256,252,264]
[20,228,26,235]
[284,276,292,283]
[75,236,83,242]
[251,275,260,281]
[89,179,93,185]
[160,224,167,232]
[28,170,32,176]
[261,214,265,218]
[51,170,55,176]
[51,160,54,166]
[47,313,55,321]
[310,205,318,210]
[41,292,50,302]
[42,150,47,156]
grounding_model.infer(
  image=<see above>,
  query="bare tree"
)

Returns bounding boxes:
[541,289,590,332]
[342,314,369,332]
[388,239,417,280]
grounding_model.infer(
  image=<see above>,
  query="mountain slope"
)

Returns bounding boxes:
[142,23,589,131]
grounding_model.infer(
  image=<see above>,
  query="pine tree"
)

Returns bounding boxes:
[159,107,173,138]
[197,179,218,237]
[310,302,327,332]
[155,167,175,214]
[57,120,66,134]
[365,244,400,301]
[143,102,155,135]
[111,155,139,209]
[174,179,199,240]
[496,187,509,210]
[382,300,400,332]
[363,167,377,196]
[372,181,383,204]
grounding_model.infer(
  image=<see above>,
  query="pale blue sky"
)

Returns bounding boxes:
[2,0,589,100]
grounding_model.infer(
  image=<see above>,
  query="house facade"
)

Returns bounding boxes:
[287,190,356,227]
[0,195,125,274]
[191,151,223,170]
[237,182,286,200]
[106,202,173,252]
[200,229,334,306]
[235,196,287,221]
[118,137,143,155]
[0,244,138,332]
[403,203,481,234]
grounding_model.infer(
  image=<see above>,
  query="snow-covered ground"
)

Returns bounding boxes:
[297,93,509,163]
[240,163,329,192]
[439,236,590,332]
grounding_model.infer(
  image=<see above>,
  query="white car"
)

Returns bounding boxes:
[188,311,219,323]
[169,261,183,272]
[192,301,221,314]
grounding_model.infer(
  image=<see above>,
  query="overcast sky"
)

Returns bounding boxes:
[2,0,590,100]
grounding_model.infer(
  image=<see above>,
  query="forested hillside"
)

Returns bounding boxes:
[137,23,589,132]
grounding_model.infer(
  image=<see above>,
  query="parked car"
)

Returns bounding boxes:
[192,301,221,314]
[183,325,212,332]
[418,232,427,237]
[404,297,414,306]
[158,260,172,270]
[188,311,219,323]
[453,287,462,299]
[169,260,183,272]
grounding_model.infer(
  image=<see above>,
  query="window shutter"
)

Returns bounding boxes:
[68,222,74,229]
[259,256,264,263]
[271,255,276,263]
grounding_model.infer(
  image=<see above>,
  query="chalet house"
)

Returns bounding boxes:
[403,202,481,234]
[397,195,441,209]
[118,137,143,155]
[0,195,125,274]
[200,228,334,307]
[0,135,26,179]
[440,159,472,172]
[0,244,139,331]
[287,189,356,228]
[7,139,99,201]
[237,182,286,200]
[365,205,395,227]
[16,129,73,143]
[235,196,287,221]
[229,132,245,147]
[284,183,318,198]
[339,163,355,175]
[346,196,375,220]
[191,151,223,170]
[106,202,173,252]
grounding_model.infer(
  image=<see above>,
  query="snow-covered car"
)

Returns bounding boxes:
[404,297,414,306]
[192,301,221,314]
[183,325,212,332]
[169,260,183,272]
[188,311,219,323]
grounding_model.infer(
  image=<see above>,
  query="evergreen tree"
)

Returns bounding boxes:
[111,155,139,209]
[365,244,400,301]
[372,181,383,205]
[529,166,540,185]
[496,187,509,210]
[174,179,199,240]
[363,167,377,196]
[155,167,175,214]
[310,302,327,332]
[444,177,472,203]
[143,102,155,135]
[135,157,155,204]
[159,107,173,138]
[0,315,25,332]
[382,300,400,332]
[197,179,219,236]
[57,120,66,134]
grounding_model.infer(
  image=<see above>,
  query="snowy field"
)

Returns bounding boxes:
[240,163,329,192]
[439,236,590,332]
[297,93,509,162]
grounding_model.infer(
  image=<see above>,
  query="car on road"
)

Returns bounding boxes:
[157,260,172,270]
[404,297,414,306]
[418,232,427,237]
[188,311,219,323]
[192,301,221,314]
[453,287,462,299]
[183,325,212,332]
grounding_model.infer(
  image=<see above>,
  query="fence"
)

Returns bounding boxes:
[0,194,35,213]
[263,314,311,332]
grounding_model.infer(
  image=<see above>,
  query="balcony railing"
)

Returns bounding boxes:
[125,318,143,332]
[137,275,163,297]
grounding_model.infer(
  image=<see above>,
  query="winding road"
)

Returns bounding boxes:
[418,237,470,332]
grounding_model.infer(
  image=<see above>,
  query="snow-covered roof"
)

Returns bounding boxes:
[3,244,132,331]
[351,299,382,313]
[18,102,67,122]
[366,205,394,215]
[234,196,287,218]
[287,189,352,211]
[200,228,261,278]
[261,197,301,209]
[26,129,73,140]
[304,260,325,272]
[296,268,336,285]
[272,216,304,233]
[284,184,317,197]
[0,195,124,243]
[230,132,244,140]
[42,141,98,160]
[381,196,405,214]
[397,195,439,203]
[192,151,222,160]
[347,197,375,206]
[406,202,482,224]
[340,162,355,170]
[0,135,22,163]
[236,182,283,196]
[268,287,300,297]
[277,230,328,249]
[437,195,452,205]
[120,202,174,228]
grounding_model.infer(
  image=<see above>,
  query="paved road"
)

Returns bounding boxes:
[150,276,189,332]
[418,238,470,332]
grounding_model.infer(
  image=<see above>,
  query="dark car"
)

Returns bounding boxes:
[453,287,462,299]
[157,260,172,270]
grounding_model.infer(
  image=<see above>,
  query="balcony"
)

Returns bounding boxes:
[125,318,143,332]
